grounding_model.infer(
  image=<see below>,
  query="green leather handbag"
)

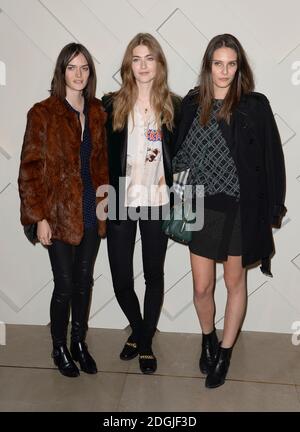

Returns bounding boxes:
[162,201,195,245]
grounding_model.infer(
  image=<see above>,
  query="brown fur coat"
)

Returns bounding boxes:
[18,95,108,244]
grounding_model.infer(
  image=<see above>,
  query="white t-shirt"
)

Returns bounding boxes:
[125,105,169,207]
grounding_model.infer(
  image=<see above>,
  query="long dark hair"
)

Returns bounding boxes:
[50,43,97,102]
[198,34,254,125]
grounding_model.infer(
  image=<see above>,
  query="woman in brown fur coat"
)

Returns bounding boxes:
[18,43,108,378]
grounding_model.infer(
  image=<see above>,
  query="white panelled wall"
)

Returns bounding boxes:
[0,0,299,334]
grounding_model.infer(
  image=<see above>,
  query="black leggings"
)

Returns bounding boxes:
[107,214,168,351]
[48,226,100,347]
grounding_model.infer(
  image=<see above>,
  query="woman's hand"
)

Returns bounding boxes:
[37,219,52,246]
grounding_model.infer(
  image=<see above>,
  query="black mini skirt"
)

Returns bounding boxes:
[189,205,242,260]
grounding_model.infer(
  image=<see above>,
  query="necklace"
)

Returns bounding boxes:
[137,98,150,115]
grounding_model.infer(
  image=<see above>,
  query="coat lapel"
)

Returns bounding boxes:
[219,96,255,155]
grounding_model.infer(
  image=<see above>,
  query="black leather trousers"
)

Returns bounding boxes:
[48,226,100,347]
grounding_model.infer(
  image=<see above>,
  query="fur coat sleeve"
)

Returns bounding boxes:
[18,104,48,224]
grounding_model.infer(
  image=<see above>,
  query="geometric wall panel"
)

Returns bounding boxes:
[291,254,300,271]
[243,281,300,333]
[0,184,52,313]
[40,0,118,64]
[157,8,208,74]
[0,0,71,63]
[0,0,298,334]
[226,0,300,63]
[127,0,159,17]
[275,114,296,146]
[0,60,6,86]
[0,157,10,196]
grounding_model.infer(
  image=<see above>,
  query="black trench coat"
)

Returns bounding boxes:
[174,88,286,272]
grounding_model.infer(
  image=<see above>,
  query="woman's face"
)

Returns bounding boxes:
[211,47,238,94]
[65,53,90,93]
[131,44,157,85]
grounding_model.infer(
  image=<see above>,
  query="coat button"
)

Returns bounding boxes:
[242,121,248,128]
[258,192,264,199]
[255,166,260,172]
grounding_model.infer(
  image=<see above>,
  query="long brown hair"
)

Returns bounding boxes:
[50,43,97,102]
[198,34,254,125]
[113,33,174,131]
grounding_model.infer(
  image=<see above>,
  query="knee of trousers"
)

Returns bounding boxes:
[53,272,73,289]
[144,271,164,287]
[73,276,94,294]
[51,290,73,305]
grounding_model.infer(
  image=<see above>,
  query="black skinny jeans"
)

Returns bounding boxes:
[48,226,100,347]
[107,210,168,352]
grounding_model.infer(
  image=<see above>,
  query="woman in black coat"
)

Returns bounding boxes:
[172,34,286,388]
[102,33,181,374]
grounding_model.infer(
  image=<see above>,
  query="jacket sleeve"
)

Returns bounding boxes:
[172,97,192,174]
[18,105,47,225]
[98,120,109,191]
[262,98,287,227]
[95,105,109,238]
[172,141,191,174]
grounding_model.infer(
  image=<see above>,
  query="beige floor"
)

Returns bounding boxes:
[0,324,299,412]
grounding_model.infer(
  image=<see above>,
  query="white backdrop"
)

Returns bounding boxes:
[0,0,299,334]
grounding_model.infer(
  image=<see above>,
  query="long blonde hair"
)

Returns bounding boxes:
[113,33,174,131]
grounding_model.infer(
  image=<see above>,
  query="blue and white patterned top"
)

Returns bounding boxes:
[65,99,97,228]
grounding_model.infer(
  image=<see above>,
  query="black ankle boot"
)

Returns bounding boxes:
[205,344,232,388]
[70,341,97,374]
[52,345,80,378]
[199,329,219,374]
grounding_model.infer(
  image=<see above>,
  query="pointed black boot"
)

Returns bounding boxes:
[70,341,98,374]
[52,345,80,378]
[199,329,219,374]
[205,344,232,388]
[71,276,97,373]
